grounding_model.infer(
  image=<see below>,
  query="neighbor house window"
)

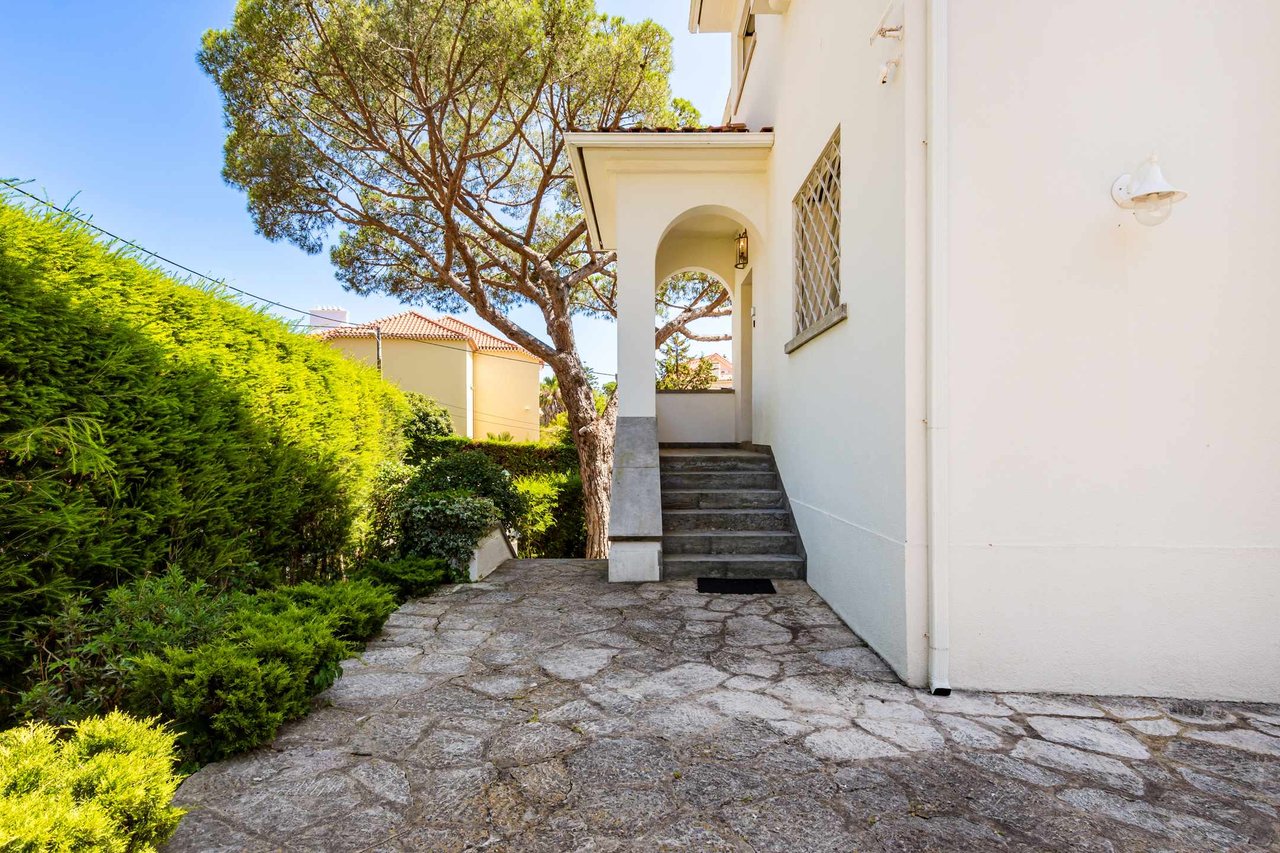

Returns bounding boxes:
[787,128,845,353]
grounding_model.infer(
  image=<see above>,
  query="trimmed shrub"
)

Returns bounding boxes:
[414,452,523,525]
[249,579,396,642]
[514,473,587,558]
[0,200,407,695]
[0,711,184,851]
[126,642,294,767]
[399,489,500,571]
[228,607,348,719]
[19,571,237,725]
[356,557,450,600]
[403,392,453,463]
[406,435,578,477]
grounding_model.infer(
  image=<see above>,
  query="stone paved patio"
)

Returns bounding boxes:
[168,560,1280,851]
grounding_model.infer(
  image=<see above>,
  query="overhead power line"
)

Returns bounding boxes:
[0,179,616,376]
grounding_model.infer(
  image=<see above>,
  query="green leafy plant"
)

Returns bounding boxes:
[406,436,578,478]
[18,570,237,725]
[249,579,396,643]
[403,392,454,465]
[0,200,407,702]
[355,557,450,600]
[399,490,500,572]
[413,452,523,525]
[0,711,185,851]
[514,472,587,558]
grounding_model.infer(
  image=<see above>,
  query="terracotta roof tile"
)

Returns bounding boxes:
[596,123,767,134]
[316,310,540,361]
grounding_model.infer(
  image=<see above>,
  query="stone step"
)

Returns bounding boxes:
[662,530,799,555]
[661,489,784,510]
[658,452,773,472]
[660,470,778,490]
[662,508,793,532]
[663,553,806,580]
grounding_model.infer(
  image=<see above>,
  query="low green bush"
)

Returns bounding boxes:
[356,557,450,600]
[249,579,396,643]
[19,570,237,724]
[414,452,523,525]
[126,641,294,767]
[0,711,184,851]
[399,489,500,571]
[402,392,453,463]
[406,435,578,477]
[514,472,587,558]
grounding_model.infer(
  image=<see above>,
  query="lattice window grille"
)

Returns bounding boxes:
[792,129,842,337]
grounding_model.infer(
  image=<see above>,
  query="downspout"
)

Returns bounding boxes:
[925,0,952,695]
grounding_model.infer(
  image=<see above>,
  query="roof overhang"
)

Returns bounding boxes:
[565,132,774,251]
[690,0,791,33]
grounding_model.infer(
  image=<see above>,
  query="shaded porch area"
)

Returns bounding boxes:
[167,560,1279,852]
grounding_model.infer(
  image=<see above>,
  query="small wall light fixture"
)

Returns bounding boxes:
[735,230,749,269]
[1112,154,1188,226]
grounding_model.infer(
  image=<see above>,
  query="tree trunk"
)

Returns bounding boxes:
[554,361,616,559]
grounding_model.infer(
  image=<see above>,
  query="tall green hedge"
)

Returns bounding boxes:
[0,200,407,693]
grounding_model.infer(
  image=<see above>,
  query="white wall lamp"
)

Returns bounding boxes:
[1111,154,1188,226]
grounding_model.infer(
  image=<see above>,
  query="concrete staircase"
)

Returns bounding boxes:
[660,447,805,580]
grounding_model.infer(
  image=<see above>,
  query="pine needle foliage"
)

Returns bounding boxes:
[0,199,407,703]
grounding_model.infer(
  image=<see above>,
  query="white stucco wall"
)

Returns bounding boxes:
[734,0,927,683]
[656,392,737,444]
[943,0,1280,700]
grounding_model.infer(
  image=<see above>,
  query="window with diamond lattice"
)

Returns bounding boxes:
[792,130,842,339]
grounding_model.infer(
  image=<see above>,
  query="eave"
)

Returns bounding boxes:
[565,132,774,251]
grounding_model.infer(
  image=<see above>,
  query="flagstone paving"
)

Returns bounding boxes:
[167,559,1280,852]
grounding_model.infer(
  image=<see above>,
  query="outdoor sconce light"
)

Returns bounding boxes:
[1111,154,1188,227]
[735,230,749,269]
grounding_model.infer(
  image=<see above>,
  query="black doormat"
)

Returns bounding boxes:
[697,577,776,595]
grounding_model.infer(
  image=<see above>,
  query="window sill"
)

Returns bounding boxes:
[784,304,848,354]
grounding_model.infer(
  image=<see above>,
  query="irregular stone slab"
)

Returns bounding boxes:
[700,688,793,720]
[860,699,926,722]
[814,646,893,673]
[936,714,1005,749]
[976,715,1026,736]
[856,719,945,752]
[536,647,616,681]
[321,671,434,706]
[959,752,1065,787]
[1128,717,1180,737]
[915,691,1013,717]
[640,816,743,852]
[1058,787,1247,848]
[1160,699,1238,727]
[486,723,585,767]
[1097,697,1163,719]
[348,758,410,804]
[767,677,854,716]
[1176,767,1278,818]
[725,615,792,646]
[509,758,572,805]
[411,728,486,768]
[465,674,534,698]
[804,728,901,761]
[723,793,862,853]
[1012,738,1145,795]
[407,652,472,675]
[567,737,676,787]
[642,700,726,735]
[1186,727,1280,757]
[629,662,728,698]
[1026,716,1151,759]
[1002,694,1105,717]
[724,674,771,691]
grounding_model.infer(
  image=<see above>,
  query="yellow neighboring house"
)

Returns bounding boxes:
[313,308,542,441]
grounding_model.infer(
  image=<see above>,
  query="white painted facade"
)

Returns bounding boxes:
[570,0,1280,702]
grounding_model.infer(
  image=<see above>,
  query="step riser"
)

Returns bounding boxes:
[659,457,773,472]
[663,559,804,580]
[661,490,784,510]
[663,511,792,532]
[661,472,778,490]
[663,533,799,555]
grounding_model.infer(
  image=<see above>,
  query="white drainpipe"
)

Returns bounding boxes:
[925,0,952,695]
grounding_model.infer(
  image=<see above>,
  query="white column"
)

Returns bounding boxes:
[615,232,657,418]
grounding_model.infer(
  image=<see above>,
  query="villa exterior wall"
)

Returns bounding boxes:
[943,0,1280,700]
[328,337,472,435]
[472,352,541,442]
[734,0,927,683]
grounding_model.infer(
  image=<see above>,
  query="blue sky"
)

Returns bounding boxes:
[0,2,729,378]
